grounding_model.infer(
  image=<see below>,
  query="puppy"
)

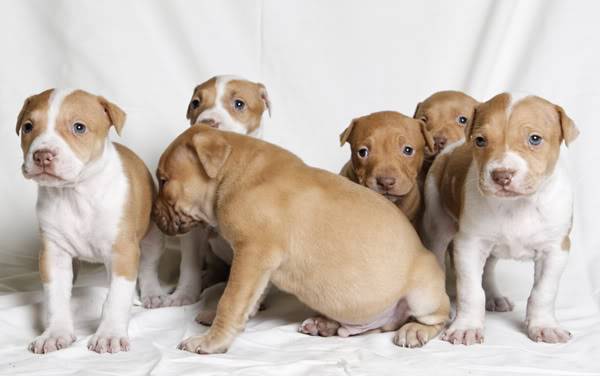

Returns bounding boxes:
[18,89,161,353]
[339,111,434,224]
[153,126,449,354]
[422,93,578,345]
[138,75,271,308]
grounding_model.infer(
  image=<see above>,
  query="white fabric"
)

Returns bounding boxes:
[1,0,599,374]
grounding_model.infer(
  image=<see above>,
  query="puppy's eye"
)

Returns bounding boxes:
[528,134,543,146]
[233,99,246,111]
[22,121,34,134]
[457,116,468,126]
[474,136,487,148]
[357,147,369,158]
[159,177,167,189]
[402,145,414,156]
[191,99,201,109]
[73,122,87,134]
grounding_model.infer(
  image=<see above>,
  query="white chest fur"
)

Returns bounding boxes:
[460,154,573,260]
[36,142,128,262]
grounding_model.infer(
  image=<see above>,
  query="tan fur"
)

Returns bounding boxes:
[339,111,434,224]
[153,126,450,354]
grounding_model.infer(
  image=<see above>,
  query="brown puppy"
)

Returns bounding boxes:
[153,126,449,354]
[339,111,434,224]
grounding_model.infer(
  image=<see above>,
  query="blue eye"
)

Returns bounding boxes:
[529,134,543,146]
[402,145,414,156]
[233,99,246,111]
[475,136,487,148]
[357,147,369,158]
[22,122,34,134]
[73,122,87,134]
[457,116,468,125]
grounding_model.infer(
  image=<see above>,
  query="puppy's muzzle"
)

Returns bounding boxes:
[152,198,198,236]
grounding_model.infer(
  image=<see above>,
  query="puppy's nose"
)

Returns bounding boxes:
[434,136,447,150]
[376,176,396,190]
[33,149,56,167]
[491,169,515,187]
[199,118,220,128]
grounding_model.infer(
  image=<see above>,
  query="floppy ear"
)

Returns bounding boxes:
[339,119,357,146]
[15,97,31,135]
[98,96,126,136]
[412,102,422,118]
[191,132,232,179]
[555,105,579,146]
[464,106,478,140]
[418,119,435,154]
[186,86,201,121]
[258,83,272,117]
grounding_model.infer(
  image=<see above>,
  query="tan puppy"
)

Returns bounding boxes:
[152,126,449,354]
[17,89,161,353]
[414,91,479,156]
[339,111,434,224]
[423,93,578,345]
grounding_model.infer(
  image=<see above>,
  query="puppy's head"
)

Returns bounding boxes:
[153,126,231,235]
[414,91,478,155]
[16,89,126,187]
[468,93,579,198]
[186,75,271,135]
[340,111,434,201]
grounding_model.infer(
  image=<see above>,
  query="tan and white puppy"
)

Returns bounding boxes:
[152,126,450,354]
[423,93,578,345]
[138,75,271,308]
[17,89,162,354]
[339,111,434,224]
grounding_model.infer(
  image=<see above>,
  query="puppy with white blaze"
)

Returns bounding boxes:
[422,93,579,345]
[18,89,162,354]
[138,75,271,310]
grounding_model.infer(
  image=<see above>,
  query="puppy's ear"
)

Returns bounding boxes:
[412,102,423,118]
[555,105,579,146]
[257,83,272,117]
[191,132,232,179]
[418,119,435,155]
[15,97,31,135]
[187,85,201,122]
[339,119,357,146]
[98,96,126,136]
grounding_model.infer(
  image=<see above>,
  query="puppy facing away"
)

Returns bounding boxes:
[413,91,479,157]
[422,93,578,345]
[339,111,434,224]
[138,75,271,308]
[152,126,450,354]
[17,89,162,353]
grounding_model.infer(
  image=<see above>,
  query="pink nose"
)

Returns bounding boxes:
[33,149,56,167]
[491,169,515,187]
[376,176,396,190]
[434,136,447,151]
[199,118,220,128]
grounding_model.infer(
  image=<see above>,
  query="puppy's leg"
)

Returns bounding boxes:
[197,282,270,326]
[179,247,279,354]
[161,227,208,307]
[442,233,490,345]
[526,246,571,343]
[138,223,166,308]
[483,256,514,312]
[422,176,456,269]
[88,242,138,353]
[29,242,76,354]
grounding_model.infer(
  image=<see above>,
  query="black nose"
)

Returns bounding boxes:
[376,176,396,190]
[491,169,515,187]
[434,136,447,151]
[33,149,56,167]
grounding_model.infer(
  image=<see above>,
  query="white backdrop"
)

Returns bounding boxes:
[0,1,599,375]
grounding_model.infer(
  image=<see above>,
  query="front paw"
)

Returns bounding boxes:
[394,322,441,348]
[527,325,572,343]
[142,295,166,309]
[29,331,76,354]
[442,324,484,345]
[160,293,196,307]
[486,296,514,312]
[88,333,130,353]
[298,316,340,337]
[178,334,230,354]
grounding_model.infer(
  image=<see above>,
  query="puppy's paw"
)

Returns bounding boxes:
[527,326,572,343]
[142,295,166,309]
[394,322,441,348]
[442,326,484,345]
[29,331,76,354]
[161,293,196,307]
[195,310,217,326]
[298,316,340,337]
[178,334,229,354]
[88,333,130,353]
[486,296,514,312]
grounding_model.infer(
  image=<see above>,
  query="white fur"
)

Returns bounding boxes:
[196,75,252,134]
[480,150,530,195]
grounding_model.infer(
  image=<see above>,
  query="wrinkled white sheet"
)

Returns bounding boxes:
[1,1,599,375]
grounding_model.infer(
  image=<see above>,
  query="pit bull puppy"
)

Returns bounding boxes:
[153,126,450,354]
[138,75,271,309]
[422,93,578,345]
[339,111,434,224]
[18,89,162,354]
